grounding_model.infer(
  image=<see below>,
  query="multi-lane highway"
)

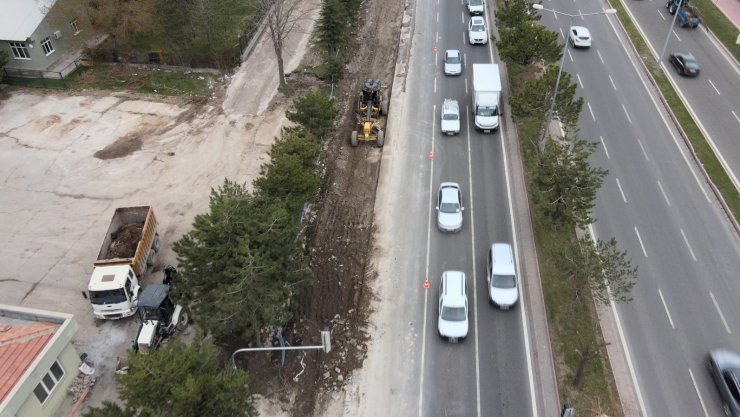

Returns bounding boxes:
[357,0,540,415]
[538,1,740,416]
[623,0,740,188]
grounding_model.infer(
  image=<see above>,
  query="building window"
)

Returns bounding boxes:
[33,361,65,404]
[41,37,55,56]
[70,19,80,34]
[9,42,31,59]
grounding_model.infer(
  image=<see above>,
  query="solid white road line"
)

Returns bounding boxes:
[616,178,627,203]
[657,9,666,20]
[567,49,573,63]
[710,292,732,334]
[465,107,483,417]
[609,74,617,91]
[599,136,610,159]
[679,228,697,261]
[597,50,604,64]
[578,9,584,20]
[672,30,681,42]
[688,368,710,417]
[634,226,648,257]
[707,79,720,95]
[577,73,584,89]
[559,27,564,40]
[637,138,650,161]
[434,77,437,93]
[657,181,671,207]
[658,288,675,329]
[732,110,740,124]
[437,11,439,22]
[418,106,437,417]
[461,11,464,24]
[465,77,468,95]
[590,224,649,417]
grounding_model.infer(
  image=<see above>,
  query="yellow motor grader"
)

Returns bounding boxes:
[351,79,389,147]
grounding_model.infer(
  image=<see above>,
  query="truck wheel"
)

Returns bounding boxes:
[146,252,156,266]
[376,130,385,147]
[152,233,160,253]
[351,131,358,147]
[177,308,190,331]
[381,96,389,116]
[668,3,676,14]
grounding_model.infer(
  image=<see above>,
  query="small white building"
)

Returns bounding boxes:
[0,305,81,417]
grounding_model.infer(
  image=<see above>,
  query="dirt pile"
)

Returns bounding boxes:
[108,224,143,258]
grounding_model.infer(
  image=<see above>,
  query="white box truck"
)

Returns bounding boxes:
[88,206,159,320]
[472,64,502,133]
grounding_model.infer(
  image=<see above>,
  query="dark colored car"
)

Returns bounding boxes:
[707,349,740,417]
[669,52,700,77]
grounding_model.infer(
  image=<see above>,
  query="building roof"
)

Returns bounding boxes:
[0,0,58,41]
[0,319,58,402]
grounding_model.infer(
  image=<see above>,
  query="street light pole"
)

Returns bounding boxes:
[657,0,681,71]
[532,4,617,154]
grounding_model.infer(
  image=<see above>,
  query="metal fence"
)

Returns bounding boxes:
[2,59,83,88]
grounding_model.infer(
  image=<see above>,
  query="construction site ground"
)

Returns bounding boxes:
[0,0,403,414]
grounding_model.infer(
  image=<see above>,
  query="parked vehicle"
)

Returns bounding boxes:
[88,206,159,320]
[667,0,701,28]
[471,64,502,132]
[133,279,189,353]
[440,99,461,135]
[669,52,700,77]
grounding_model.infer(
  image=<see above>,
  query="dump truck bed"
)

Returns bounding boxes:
[94,206,157,276]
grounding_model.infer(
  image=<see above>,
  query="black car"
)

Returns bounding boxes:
[707,349,740,417]
[669,52,700,77]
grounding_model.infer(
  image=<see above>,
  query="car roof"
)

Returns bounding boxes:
[710,349,740,369]
[440,185,460,203]
[571,26,590,35]
[491,243,516,275]
[442,271,466,306]
[471,16,485,23]
[442,99,459,113]
[446,49,460,57]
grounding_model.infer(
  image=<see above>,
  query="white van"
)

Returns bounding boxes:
[487,243,519,309]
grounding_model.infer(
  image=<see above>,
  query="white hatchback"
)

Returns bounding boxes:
[468,16,488,45]
[443,49,462,76]
[440,99,460,135]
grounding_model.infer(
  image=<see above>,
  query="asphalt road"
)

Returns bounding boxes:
[622,0,740,189]
[359,0,538,415]
[539,2,740,416]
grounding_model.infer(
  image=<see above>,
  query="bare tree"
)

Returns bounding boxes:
[259,0,306,88]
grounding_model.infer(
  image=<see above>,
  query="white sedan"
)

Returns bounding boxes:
[468,16,488,45]
[436,182,464,232]
[568,26,591,48]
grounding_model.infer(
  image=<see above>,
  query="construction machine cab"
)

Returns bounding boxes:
[351,79,389,147]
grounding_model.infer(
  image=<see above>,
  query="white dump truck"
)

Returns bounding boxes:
[88,206,159,320]
[472,64,502,133]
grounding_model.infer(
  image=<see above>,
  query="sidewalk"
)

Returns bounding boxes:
[712,0,740,31]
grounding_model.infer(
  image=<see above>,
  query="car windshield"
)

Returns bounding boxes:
[440,201,460,213]
[477,106,498,117]
[443,112,459,121]
[446,55,461,64]
[472,24,485,32]
[492,274,516,289]
[89,288,127,305]
[139,306,162,322]
[470,0,483,5]
[441,306,466,321]
[684,59,698,69]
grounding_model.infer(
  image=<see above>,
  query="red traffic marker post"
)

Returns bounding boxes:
[423,278,430,289]
[428,151,434,160]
